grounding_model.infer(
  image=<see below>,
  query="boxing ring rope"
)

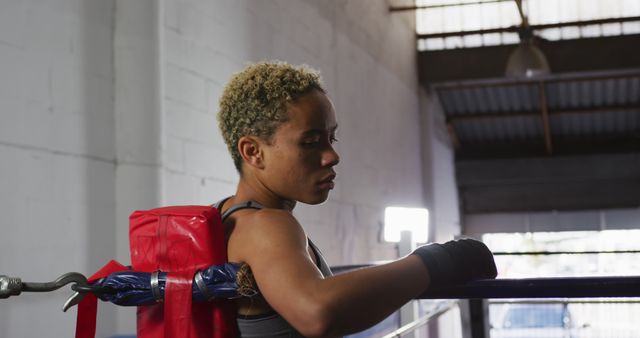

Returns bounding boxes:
[334,262,640,338]
[3,257,639,337]
[380,300,457,338]
[419,275,640,299]
[333,263,640,299]
[492,250,640,256]
[335,247,640,300]
[422,249,640,299]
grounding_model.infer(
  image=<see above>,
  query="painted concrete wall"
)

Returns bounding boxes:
[0,1,457,337]
[420,89,462,244]
[158,0,423,270]
[112,1,164,333]
[420,90,464,338]
[118,0,430,334]
[0,1,117,337]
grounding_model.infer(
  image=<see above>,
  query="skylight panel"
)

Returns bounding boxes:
[416,0,640,51]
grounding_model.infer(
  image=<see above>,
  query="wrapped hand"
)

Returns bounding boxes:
[411,238,497,288]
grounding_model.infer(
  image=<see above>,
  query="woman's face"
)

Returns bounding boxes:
[259,89,340,205]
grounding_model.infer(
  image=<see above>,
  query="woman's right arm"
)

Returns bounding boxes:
[229,208,494,337]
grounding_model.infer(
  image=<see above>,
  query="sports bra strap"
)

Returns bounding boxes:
[216,198,265,222]
[214,197,327,273]
[212,196,231,210]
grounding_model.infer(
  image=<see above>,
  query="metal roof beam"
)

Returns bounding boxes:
[538,81,553,154]
[445,105,640,122]
[433,72,640,91]
[417,16,640,39]
[447,122,462,151]
[390,0,511,12]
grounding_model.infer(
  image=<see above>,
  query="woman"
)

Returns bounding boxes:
[216,61,497,337]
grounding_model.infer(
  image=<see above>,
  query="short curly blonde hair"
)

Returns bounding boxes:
[217,61,325,173]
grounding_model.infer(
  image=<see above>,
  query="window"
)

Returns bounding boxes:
[415,0,640,51]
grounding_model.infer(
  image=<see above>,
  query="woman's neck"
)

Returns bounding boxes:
[233,177,296,212]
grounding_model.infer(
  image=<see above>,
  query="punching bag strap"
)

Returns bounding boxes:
[75,260,129,338]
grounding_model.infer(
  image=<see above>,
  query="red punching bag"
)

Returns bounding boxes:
[129,205,237,338]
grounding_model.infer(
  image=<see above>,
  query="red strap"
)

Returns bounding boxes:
[164,270,195,337]
[75,260,129,338]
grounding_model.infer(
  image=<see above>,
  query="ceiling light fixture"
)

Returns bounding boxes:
[505,0,551,78]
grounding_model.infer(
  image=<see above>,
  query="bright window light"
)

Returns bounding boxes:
[415,0,640,51]
[384,207,430,243]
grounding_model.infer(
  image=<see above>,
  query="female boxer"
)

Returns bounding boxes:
[216,62,497,337]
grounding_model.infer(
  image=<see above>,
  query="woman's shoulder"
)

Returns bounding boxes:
[237,208,305,239]
[226,206,308,263]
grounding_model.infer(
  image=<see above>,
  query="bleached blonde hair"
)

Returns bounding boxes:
[217,61,325,173]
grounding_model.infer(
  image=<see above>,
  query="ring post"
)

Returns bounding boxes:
[384,206,429,338]
[399,230,419,338]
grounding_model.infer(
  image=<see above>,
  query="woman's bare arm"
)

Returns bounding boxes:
[228,208,431,337]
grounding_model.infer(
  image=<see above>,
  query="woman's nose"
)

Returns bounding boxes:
[322,146,340,167]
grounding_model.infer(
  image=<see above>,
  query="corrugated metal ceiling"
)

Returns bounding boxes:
[433,68,640,157]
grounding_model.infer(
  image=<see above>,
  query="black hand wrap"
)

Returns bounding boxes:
[411,238,497,288]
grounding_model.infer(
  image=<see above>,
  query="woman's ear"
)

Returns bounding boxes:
[238,136,265,170]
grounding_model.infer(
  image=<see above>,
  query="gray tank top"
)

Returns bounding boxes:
[216,198,334,337]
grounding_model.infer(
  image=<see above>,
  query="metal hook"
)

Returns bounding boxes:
[25,272,90,312]
[1,272,91,312]
[22,272,88,293]
[62,283,116,312]
[62,290,87,312]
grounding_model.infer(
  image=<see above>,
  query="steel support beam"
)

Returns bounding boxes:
[538,81,553,154]
[417,16,640,39]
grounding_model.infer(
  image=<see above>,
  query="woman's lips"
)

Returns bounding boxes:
[319,180,335,190]
[319,174,336,190]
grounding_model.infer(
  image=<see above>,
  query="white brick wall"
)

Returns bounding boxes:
[0,1,456,336]
[160,0,425,266]
[420,90,462,243]
[0,0,117,337]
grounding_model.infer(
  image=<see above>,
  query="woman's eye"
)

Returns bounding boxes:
[302,134,337,147]
[302,139,320,146]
